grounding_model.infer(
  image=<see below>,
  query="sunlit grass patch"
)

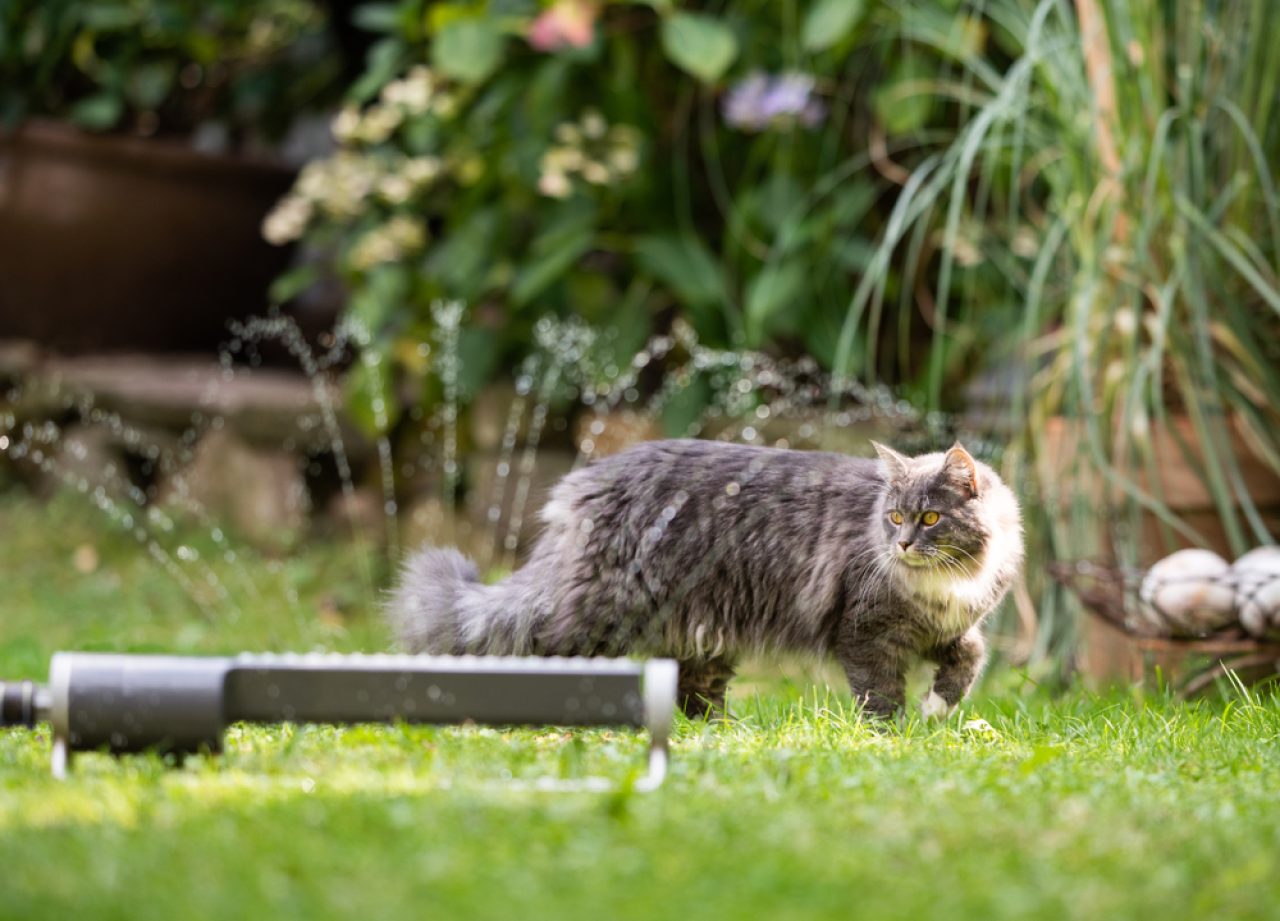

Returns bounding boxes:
[3,494,1280,920]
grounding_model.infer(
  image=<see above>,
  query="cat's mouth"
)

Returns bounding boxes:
[896,551,934,568]
[896,548,983,577]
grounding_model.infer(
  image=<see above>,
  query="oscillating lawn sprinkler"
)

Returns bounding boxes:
[1,652,678,791]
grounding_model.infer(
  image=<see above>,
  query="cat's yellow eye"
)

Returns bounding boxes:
[921,510,941,526]
[889,510,904,525]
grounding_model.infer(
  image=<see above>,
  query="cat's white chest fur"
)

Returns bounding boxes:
[904,521,1022,638]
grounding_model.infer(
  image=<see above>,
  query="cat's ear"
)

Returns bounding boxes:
[943,442,980,497]
[872,441,911,481]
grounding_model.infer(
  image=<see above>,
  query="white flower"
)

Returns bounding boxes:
[402,156,442,187]
[580,160,609,185]
[542,146,584,173]
[296,159,331,201]
[348,216,426,270]
[580,108,606,140]
[331,105,361,144]
[607,146,638,175]
[385,215,426,248]
[381,66,436,114]
[355,105,403,144]
[350,231,397,270]
[378,174,413,204]
[299,152,379,218]
[538,170,572,199]
[554,122,582,145]
[262,195,312,245]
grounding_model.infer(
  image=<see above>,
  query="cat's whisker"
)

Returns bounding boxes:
[934,542,983,568]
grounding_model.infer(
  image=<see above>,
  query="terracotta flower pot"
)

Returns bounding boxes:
[1038,414,1280,561]
[0,120,296,353]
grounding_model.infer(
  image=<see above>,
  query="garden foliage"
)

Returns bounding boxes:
[0,0,340,140]
[262,0,985,426]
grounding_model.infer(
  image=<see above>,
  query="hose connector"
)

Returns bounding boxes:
[0,681,50,728]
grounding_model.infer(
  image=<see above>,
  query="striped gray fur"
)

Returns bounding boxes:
[388,439,1023,718]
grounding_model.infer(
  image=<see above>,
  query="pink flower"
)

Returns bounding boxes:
[527,0,597,52]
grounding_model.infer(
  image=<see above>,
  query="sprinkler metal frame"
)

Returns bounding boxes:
[1,652,678,791]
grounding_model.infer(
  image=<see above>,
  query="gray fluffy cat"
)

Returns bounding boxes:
[389,439,1023,719]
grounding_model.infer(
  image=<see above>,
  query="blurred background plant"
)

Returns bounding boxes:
[262,0,997,435]
[0,0,343,145]
[3,0,1277,672]
[825,0,1280,656]
[259,0,1280,662]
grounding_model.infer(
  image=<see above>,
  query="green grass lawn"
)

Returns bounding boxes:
[2,491,1279,921]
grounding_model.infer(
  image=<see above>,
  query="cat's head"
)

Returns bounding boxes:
[871,441,1019,579]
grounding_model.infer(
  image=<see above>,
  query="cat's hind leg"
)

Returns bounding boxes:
[676,657,736,719]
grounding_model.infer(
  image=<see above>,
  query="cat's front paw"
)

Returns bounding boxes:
[920,690,954,721]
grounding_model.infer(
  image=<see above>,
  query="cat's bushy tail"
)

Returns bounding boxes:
[387,547,535,655]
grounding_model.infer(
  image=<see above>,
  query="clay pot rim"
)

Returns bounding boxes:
[0,118,295,185]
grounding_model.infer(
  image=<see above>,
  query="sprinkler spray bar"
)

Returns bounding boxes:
[1,652,678,790]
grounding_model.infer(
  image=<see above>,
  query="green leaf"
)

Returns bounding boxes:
[745,174,805,235]
[426,209,501,300]
[433,19,505,85]
[80,4,139,30]
[633,233,729,314]
[349,265,411,333]
[661,372,712,437]
[828,180,878,227]
[344,351,400,436]
[745,262,806,346]
[873,57,933,135]
[68,93,123,131]
[660,13,737,83]
[939,14,987,60]
[803,313,842,367]
[268,265,319,305]
[455,327,501,400]
[350,39,405,102]
[351,3,401,33]
[832,238,876,273]
[801,0,866,53]
[511,210,596,307]
[125,61,174,110]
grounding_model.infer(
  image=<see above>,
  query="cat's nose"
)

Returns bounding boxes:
[898,539,913,551]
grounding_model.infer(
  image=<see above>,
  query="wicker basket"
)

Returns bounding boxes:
[1049,560,1280,696]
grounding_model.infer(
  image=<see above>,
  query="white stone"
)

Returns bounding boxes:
[1138,549,1236,636]
[1231,546,1280,638]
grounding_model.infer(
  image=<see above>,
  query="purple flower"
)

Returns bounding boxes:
[722,72,827,132]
